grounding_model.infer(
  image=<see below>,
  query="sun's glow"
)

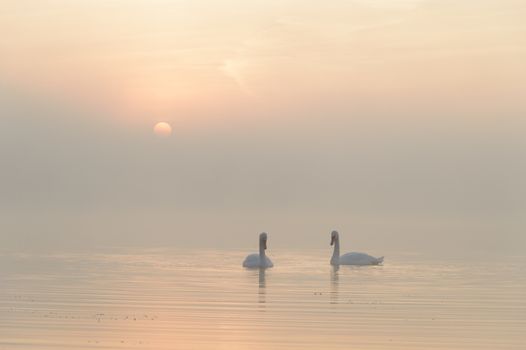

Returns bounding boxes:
[153,122,172,137]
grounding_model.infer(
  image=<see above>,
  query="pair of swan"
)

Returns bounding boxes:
[242,230,384,268]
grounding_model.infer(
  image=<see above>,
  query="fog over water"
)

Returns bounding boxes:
[1,85,524,254]
[1,0,525,255]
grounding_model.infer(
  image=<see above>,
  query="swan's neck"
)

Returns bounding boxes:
[331,238,340,265]
[259,241,266,261]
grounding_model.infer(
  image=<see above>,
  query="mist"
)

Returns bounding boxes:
[1,0,525,256]
[1,84,524,256]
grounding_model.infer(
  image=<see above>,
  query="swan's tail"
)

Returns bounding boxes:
[376,256,384,265]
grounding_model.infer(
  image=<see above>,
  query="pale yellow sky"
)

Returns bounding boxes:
[1,0,525,126]
[0,0,525,252]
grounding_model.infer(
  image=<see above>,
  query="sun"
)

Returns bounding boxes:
[153,122,172,137]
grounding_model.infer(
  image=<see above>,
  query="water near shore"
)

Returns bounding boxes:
[1,249,525,349]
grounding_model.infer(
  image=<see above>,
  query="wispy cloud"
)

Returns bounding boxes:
[220,58,254,96]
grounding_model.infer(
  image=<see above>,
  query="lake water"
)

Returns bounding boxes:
[1,249,525,349]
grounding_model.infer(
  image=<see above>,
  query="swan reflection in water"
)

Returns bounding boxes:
[330,265,339,304]
[258,267,266,309]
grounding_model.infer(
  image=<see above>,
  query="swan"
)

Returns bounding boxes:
[243,232,274,268]
[330,230,383,266]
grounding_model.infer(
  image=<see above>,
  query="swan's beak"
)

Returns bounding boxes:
[263,240,267,250]
[330,236,335,246]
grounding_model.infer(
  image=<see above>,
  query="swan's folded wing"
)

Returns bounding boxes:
[340,252,382,265]
[243,253,260,268]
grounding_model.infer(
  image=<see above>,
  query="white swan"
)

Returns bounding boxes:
[243,232,274,268]
[330,230,383,266]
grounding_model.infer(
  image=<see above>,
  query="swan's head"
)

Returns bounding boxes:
[259,232,268,250]
[330,230,339,245]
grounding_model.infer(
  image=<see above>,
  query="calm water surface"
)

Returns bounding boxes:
[1,249,525,349]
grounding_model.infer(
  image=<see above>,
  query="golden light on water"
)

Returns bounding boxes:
[153,122,172,137]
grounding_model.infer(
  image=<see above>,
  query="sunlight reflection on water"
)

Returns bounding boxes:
[1,249,525,349]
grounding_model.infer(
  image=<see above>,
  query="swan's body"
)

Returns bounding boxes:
[243,232,274,268]
[243,253,273,268]
[330,231,383,266]
[338,252,383,265]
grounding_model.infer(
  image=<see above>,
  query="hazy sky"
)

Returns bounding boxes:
[1,0,525,254]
